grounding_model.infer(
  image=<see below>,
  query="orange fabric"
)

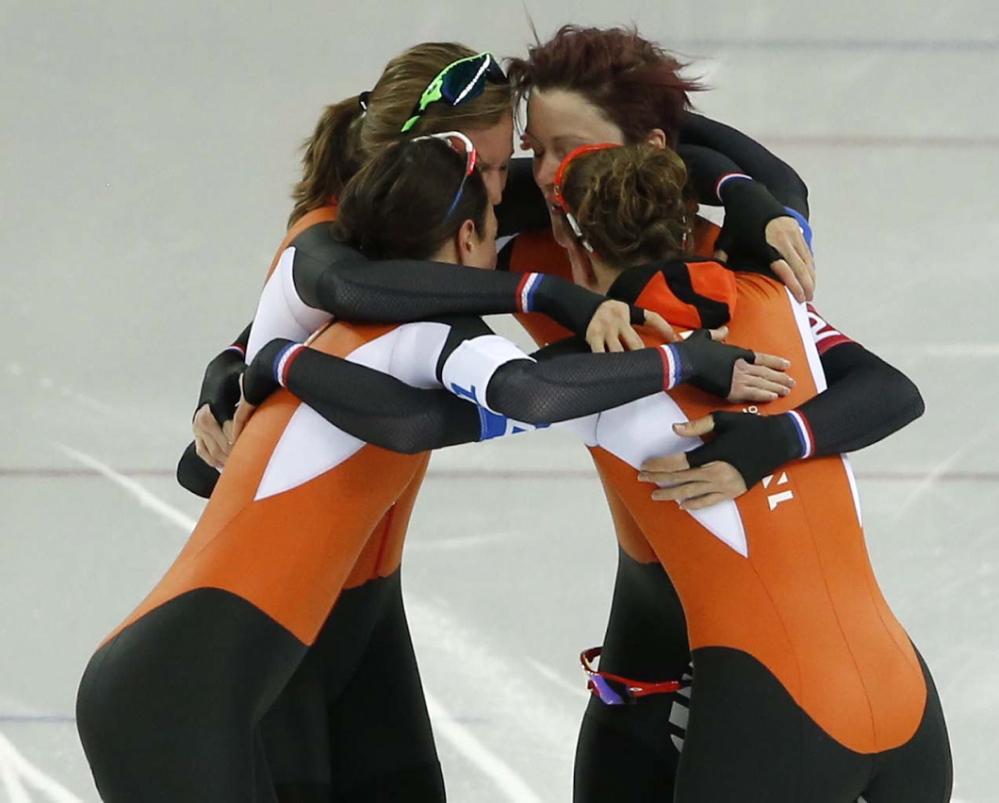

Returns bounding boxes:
[689,259,739,312]
[590,272,926,754]
[109,204,431,647]
[110,322,430,647]
[593,461,658,564]
[506,220,723,560]
[507,221,722,347]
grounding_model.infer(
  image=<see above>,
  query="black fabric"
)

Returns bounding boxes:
[78,576,445,803]
[800,342,925,455]
[676,329,756,399]
[684,410,802,491]
[284,346,481,455]
[574,713,677,803]
[495,157,550,237]
[265,318,674,447]
[713,177,791,272]
[196,322,250,426]
[242,339,288,407]
[606,258,734,329]
[483,347,665,424]
[675,646,951,803]
[249,319,764,454]
[574,549,690,801]
[676,142,757,208]
[176,440,220,498]
[77,588,307,803]
[680,342,924,490]
[678,112,810,215]
[264,573,443,802]
[288,224,606,336]
[677,142,808,277]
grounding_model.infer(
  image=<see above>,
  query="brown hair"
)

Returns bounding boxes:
[289,43,512,226]
[333,138,489,261]
[507,25,703,145]
[561,145,692,267]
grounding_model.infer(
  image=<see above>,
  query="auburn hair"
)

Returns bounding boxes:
[289,42,511,226]
[333,138,489,261]
[507,25,703,145]
[561,145,692,267]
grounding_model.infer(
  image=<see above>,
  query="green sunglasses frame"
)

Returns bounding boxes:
[400,52,506,134]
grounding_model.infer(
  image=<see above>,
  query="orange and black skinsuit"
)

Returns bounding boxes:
[153,115,814,799]
[77,197,771,801]
[279,256,948,802]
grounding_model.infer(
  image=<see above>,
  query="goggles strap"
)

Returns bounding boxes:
[409,131,478,220]
[552,144,621,255]
[581,647,687,704]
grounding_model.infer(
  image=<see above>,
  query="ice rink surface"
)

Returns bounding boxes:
[1,0,998,800]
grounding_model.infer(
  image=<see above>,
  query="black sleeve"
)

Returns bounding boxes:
[195,322,251,425]
[683,343,924,489]
[677,112,809,214]
[495,157,550,237]
[288,349,483,454]
[290,233,613,338]
[176,441,220,498]
[486,329,756,421]
[797,342,925,455]
[676,141,808,275]
[243,321,762,454]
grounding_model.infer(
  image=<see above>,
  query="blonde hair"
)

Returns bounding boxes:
[562,145,692,267]
[289,42,511,226]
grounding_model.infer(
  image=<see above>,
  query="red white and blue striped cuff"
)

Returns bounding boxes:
[516,272,543,313]
[658,344,682,391]
[226,343,246,357]
[274,343,306,388]
[715,172,752,202]
[786,410,815,459]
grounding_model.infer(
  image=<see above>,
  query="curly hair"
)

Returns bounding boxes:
[561,145,692,267]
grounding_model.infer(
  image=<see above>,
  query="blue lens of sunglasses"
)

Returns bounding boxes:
[588,676,629,706]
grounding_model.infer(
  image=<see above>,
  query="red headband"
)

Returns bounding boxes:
[552,143,621,254]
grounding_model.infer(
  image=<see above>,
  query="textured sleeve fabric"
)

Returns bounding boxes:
[677,142,810,276]
[794,341,925,458]
[677,112,809,215]
[286,348,484,454]
[684,339,924,489]
[250,322,768,455]
[495,157,550,237]
[287,231,610,336]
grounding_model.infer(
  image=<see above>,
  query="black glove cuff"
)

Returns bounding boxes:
[196,349,245,426]
[678,330,757,399]
[687,411,802,490]
[243,339,293,407]
[717,178,787,266]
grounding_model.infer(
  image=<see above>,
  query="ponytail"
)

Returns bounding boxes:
[288,95,365,227]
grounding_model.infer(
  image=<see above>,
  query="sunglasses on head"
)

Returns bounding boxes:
[580,647,687,706]
[552,144,621,254]
[401,52,508,134]
[410,130,478,219]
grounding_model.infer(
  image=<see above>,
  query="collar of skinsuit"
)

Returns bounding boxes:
[607,257,738,331]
